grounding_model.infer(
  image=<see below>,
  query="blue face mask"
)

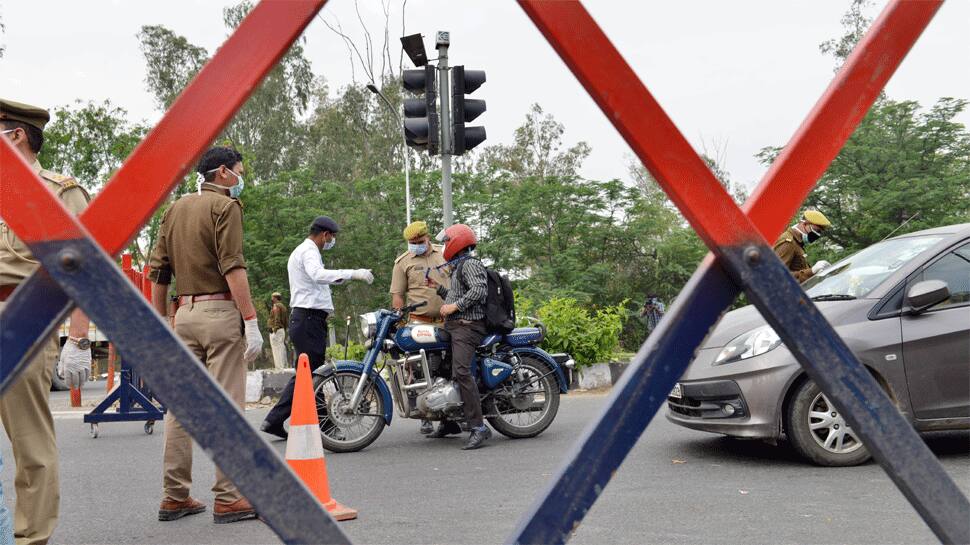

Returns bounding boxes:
[408,242,428,255]
[205,167,244,199]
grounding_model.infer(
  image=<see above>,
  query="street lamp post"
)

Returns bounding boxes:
[367,83,412,225]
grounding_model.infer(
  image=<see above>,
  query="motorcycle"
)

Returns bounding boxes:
[311,302,574,452]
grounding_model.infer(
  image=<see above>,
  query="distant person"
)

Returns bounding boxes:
[268,293,289,370]
[149,146,263,524]
[260,216,373,440]
[640,294,665,332]
[390,220,449,435]
[773,210,832,282]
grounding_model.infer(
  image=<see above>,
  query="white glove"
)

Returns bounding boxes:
[243,318,263,363]
[58,341,91,388]
[812,260,832,275]
[351,269,374,284]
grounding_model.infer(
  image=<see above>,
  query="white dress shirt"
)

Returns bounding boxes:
[287,238,354,311]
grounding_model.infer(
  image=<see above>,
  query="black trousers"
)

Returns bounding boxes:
[264,307,328,427]
[444,319,487,428]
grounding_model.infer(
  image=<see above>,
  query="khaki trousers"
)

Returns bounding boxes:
[0,300,60,545]
[269,328,287,370]
[164,299,245,504]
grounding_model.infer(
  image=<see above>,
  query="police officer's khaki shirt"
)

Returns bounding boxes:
[148,185,246,295]
[773,227,814,283]
[0,160,89,286]
[390,244,449,319]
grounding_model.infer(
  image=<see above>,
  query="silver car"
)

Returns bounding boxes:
[667,223,970,466]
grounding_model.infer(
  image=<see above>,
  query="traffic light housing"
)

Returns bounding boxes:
[451,66,486,155]
[402,65,439,155]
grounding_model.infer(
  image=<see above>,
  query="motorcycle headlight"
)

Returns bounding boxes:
[714,325,782,365]
[359,312,378,340]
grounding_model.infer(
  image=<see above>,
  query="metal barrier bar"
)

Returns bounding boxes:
[511,1,968,544]
[0,0,330,391]
[1,144,351,544]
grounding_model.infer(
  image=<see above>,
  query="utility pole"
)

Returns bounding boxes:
[436,31,453,228]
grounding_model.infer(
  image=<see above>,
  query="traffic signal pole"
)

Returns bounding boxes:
[436,32,454,228]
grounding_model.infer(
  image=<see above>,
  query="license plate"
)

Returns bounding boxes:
[669,383,683,399]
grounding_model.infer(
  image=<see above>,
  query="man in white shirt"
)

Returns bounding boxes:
[260,216,373,439]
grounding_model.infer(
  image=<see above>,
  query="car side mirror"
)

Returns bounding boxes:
[906,279,950,314]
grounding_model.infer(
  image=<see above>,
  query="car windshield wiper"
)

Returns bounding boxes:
[810,294,857,301]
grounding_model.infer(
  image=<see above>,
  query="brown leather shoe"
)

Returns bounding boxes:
[213,498,257,524]
[158,497,206,521]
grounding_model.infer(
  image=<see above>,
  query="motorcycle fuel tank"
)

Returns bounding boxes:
[395,324,450,353]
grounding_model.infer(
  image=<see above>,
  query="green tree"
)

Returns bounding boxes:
[38,100,148,191]
[760,98,970,259]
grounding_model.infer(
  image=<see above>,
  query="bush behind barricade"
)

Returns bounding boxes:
[517,295,626,368]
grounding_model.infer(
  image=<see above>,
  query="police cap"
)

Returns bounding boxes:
[0,98,50,131]
[311,216,340,233]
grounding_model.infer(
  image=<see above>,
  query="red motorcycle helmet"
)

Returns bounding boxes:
[442,223,478,261]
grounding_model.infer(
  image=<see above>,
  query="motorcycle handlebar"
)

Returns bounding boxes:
[399,301,428,314]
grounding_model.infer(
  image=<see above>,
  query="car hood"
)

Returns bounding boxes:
[700,299,877,349]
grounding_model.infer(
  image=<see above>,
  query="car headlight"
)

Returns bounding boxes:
[359,312,378,340]
[714,325,782,365]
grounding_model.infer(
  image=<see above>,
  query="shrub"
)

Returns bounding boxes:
[326,341,367,362]
[534,297,626,368]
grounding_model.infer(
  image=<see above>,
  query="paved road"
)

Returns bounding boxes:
[1,382,968,544]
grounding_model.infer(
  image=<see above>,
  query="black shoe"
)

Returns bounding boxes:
[260,421,288,440]
[427,421,462,438]
[461,427,492,450]
[419,420,434,435]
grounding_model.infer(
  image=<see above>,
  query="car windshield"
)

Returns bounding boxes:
[803,235,944,298]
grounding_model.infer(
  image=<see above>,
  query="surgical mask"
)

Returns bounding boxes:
[805,226,822,244]
[205,167,244,199]
[408,242,428,255]
[323,238,336,251]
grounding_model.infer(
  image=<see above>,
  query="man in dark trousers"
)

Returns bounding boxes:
[428,223,491,450]
[260,216,373,439]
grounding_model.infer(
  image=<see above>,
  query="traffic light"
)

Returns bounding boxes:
[402,65,439,155]
[451,66,486,155]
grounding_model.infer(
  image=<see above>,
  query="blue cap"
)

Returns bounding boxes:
[311,216,340,233]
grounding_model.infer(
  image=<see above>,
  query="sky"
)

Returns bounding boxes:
[1,1,967,190]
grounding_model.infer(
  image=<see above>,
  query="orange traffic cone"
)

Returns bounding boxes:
[286,353,358,521]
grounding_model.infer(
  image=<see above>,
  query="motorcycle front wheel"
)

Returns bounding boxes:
[485,355,561,439]
[312,372,386,453]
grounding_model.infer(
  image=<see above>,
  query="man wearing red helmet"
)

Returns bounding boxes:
[429,223,492,450]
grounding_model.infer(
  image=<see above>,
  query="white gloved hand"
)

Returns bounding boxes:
[351,269,374,284]
[58,341,91,388]
[812,260,832,274]
[243,318,263,363]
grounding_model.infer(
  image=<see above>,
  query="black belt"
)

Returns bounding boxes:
[293,307,329,318]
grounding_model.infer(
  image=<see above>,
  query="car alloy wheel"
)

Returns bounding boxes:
[807,392,864,455]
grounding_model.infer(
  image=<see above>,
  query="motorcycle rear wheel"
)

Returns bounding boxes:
[486,355,560,439]
[313,372,386,453]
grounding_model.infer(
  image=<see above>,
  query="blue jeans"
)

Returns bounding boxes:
[0,453,13,545]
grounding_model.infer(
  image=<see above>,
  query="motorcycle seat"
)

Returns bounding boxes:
[504,327,543,347]
[478,327,544,349]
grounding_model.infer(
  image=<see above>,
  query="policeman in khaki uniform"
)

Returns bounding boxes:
[149,147,263,524]
[773,209,833,283]
[267,292,289,370]
[0,98,93,545]
[390,221,450,434]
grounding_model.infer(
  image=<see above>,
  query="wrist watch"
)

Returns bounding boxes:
[69,336,91,350]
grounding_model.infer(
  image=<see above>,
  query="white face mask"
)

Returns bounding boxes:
[200,167,244,198]
[323,238,336,251]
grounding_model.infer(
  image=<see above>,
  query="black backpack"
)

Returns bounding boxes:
[457,258,516,334]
